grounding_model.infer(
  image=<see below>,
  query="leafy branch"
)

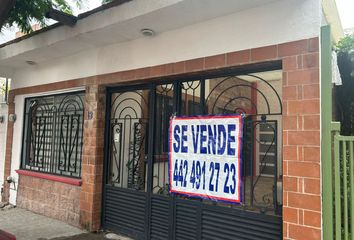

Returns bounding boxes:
[0,81,9,94]
[336,34,354,76]
[335,34,354,135]
[1,0,87,34]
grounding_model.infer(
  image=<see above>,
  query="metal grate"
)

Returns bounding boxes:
[201,206,282,240]
[102,69,283,239]
[21,92,84,178]
[103,186,147,239]
[175,201,198,240]
[150,196,169,240]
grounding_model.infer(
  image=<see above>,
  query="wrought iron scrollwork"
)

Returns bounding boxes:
[152,84,174,194]
[109,91,149,191]
[22,92,84,178]
[251,119,278,213]
[126,122,147,190]
[106,72,282,215]
[206,75,282,116]
[110,122,122,184]
[202,74,282,214]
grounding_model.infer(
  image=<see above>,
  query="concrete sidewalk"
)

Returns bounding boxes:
[0,207,84,240]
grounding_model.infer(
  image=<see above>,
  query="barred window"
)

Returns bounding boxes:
[21,92,85,178]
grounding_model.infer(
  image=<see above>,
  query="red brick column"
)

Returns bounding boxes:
[2,91,15,202]
[80,84,106,231]
[281,39,321,239]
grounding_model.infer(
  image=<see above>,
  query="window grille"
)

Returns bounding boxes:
[21,92,85,178]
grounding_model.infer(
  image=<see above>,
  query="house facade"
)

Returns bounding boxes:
[0,0,344,239]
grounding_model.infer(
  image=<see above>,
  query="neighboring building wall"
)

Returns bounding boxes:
[16,175,81,226]
[0,103,7,201]
[15,24,41,39]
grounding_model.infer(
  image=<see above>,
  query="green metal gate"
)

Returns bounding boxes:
[331,122,354,240]
[321,25,354,240]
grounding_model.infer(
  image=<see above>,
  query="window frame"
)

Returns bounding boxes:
[20,91,85,179]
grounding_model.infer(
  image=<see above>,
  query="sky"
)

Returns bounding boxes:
[71,0,102,15]
[335,0,354,29]
[0,0,102,44]
[0,0,354,44]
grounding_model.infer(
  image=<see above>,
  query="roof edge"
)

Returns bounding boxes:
[322,0,344,42]
[0,0,131,49]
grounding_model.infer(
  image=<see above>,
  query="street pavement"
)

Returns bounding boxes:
[0,207,84,240]
[0,207,133,240]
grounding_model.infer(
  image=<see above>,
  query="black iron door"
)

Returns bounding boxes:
[102,86,152,239]
[102,71,283,239]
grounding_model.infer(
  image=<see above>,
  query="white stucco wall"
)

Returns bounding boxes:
[10,0,321,89]
[8,95,24,205]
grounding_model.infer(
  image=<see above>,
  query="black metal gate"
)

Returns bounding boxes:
[102,70,283,239]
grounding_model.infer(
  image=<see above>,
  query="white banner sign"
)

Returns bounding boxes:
[169,115,243,203]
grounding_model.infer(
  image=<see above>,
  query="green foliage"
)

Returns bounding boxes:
[101,0,113,4]
[337,34,354,54]
[2,0,85,34]
[0,84,5,93]
[0,80,9,102]
[336,34,354,77]
[335,34,354,135]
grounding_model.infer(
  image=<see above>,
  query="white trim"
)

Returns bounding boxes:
[17,87,86,99]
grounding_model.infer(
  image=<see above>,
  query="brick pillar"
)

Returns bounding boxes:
[80,84,105,231]
[2,91,15,202]
[281,38,321,239]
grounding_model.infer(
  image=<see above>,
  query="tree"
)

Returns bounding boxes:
[0,0,16,31]
[0,78,9,102]
[101,0,112,4]
[0,0,85,33]
[335,34,354,135]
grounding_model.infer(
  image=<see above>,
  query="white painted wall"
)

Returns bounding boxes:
[8,95,24,205]
[11,0,321,89]
[0,103,7,201]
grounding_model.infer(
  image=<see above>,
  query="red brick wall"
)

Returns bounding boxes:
[3,37,321,238]
[16,175,81,226]
[79,85,106,231]
[281,39,321,239]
